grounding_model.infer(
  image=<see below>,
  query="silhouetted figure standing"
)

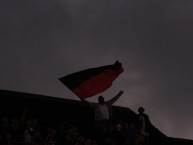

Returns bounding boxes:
[81,90,124,143]
[81,91,123,124]
[137,107,150,145]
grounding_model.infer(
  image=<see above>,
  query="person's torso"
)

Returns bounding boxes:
[94,104,109,120]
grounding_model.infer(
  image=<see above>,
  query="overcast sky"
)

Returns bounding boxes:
[1,0,193,140]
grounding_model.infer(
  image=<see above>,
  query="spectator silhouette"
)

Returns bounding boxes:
[81,91,123,126]
[136,107,151,145]
[81,90,123,143]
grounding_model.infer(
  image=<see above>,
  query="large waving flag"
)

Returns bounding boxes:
[59,61,124,99]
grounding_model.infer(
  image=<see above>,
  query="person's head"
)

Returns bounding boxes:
[138,107,145,114]
[98,95,105,104]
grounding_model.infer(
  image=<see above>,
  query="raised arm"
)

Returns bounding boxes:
[107,90,124,104]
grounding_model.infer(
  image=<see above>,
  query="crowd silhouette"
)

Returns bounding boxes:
[0,90,171,145]
[0,106,155,145]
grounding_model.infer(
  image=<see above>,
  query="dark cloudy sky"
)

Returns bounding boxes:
[1,0,193,140]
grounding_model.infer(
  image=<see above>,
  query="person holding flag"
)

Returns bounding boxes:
[58,61,124,141]
[81,90,124,143]
[81,90,124,126]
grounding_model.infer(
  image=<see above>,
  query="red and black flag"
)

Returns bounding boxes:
[59,61,124,99]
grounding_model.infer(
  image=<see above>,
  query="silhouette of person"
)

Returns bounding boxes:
[81,90,124,142]
[81,91,123,125]
[137,107,151,145]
